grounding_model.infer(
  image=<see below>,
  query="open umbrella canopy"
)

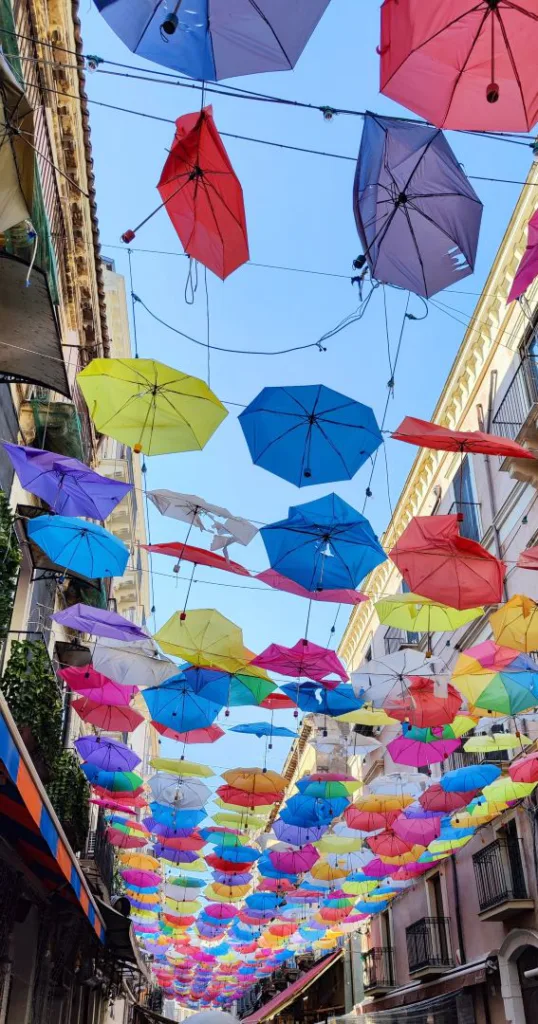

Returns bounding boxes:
[154,610,245,673]
[222,770,287,795]
[142,679,221,733]
[509,753,538,785]
[93,0,331,80]
[143,542,249,578]
[391,417,536,463]
[162,724,225,745]
[3,443,132,518]
[382,676,463,729]
[75,736,141,772]
[52,604,148,642]
[452,641,538,714]
[229,723,297,740]
[508,210,538,303]
[60,666,138,705]
[464,733,531,753]
[387,727,460,768]
[380,0,538,131]
[353,113,482,298]
[489,595,538,654]
[255,569,366,605]
[77,358,227,455]
[149,758,214,778]
[239,385,382,487]
[261,494,385,592]
[389,515,505,610]
[351,649,443,705]
[149,773,211,809]
[91,637,176,687]
[440,764,501,793]
[72,698,144,732]
[27,515,128,579]
[375,592,483,635]
[81,764,144,792]
[280,681,362,717]
[251,640,347,685]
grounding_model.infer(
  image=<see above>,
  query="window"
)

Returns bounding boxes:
[401,580,419,644]
[451,457,481,541]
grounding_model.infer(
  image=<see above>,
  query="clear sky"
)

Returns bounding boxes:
[79,0,534,791]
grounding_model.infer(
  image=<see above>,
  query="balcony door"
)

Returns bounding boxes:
[517,947,538,1023]
[452,456,481,541]
[427,873,450,962]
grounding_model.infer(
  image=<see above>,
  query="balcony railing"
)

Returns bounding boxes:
[84,811,115,896]
[363,948,395,991]
[448,501,482,542]
[384,627,420,654]
[406,917,453,974]
[473,837,528,912]
[441,750,482,773]
[491,356,538,442]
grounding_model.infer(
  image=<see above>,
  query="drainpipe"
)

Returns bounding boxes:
[452,856,466,965]
[477,370,509,600]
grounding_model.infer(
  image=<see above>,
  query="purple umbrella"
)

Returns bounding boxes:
[273,820,327,845]
[3,443,132,519]
[74,735,141,772]
[52,603,149,642]
[213,871,252,886]
[353,113,483,299]
[155,845,200,863]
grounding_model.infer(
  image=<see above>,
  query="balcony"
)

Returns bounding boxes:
[363,948,395,994]
[448,501,482,542]
[19,395,92,464]
[491,357,538,485]
[81,810,115,899]
[384,626,420,655]
[406,917,453,977]
[473,837,534,921]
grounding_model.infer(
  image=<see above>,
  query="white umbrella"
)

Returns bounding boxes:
[147,490,257,551]
[91,637,177,688]
[148,773,211,809]
[351,650,447,704]
[367,772,430,797]
[164,884,201,901]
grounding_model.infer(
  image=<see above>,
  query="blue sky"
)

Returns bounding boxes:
[79,0,534,788]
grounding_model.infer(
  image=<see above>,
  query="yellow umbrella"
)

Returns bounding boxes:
[311,861,348,881]
[450,807,500,827]
[375,593,483,634]
[222,768,287,794]
[212,811,268,829]
[314,836,363,854]
[378,845,425,865]
[355,793,414,814]
[483,778,537,803]
[149,757,214,777]
[337,706,398,727]
[164,899,201,915]
[464,734,531,753]
[429,836,472,854]
[118,853,160,870]
[207,883,251,900]
[341,881,378,896]
[162,856,206,871]
[154,608,245,672]
[124,890,159,905]
[489,595,538,653]
[77,358,227,455]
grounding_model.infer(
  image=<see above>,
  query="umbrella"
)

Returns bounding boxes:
[351,649,444,705]
[150,758,214,778]
[81,764,143,792]
[482,778,537,804]
[251,640,347,685]
[90,637,177,688]
[451,641,538,714]
[382,676,463,729]
[154,610,245,673]
[2,443,132,518]
[419,785,475,814]
[222,770,287,795]
[489,595,538,654]
[216,786,280,808]
[387,727,460,768]
[508,210,538,302]
[239,385,382,488]
[147,490,257,553]
[260,692,296,711]
[463,733,530,753]
[77,358,227,455]
[380,0,538,131]
[52,604,148,642]
[74,736,141,772]
[107,827,148,850]
[344,807,400,833]
[72,698,144,732]
[93,0,330,80]
[509,753,538,785]
[255,569,366,605]
[440,764,502,793]
[153,723,225,745]
[260,494,385,592]
[353,112,482,298]
[143,543,249,577]
[389,515,505,610]
[60,666,138,705]
[391,417,535,463]
[392,816,441,847]
[142,679,221,733]
[280,682,362,717]
[375,591,483,639]
[27,515,128,579]
[229,723,297,740]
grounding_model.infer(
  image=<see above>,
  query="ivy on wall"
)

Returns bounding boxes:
[47,750,90,855]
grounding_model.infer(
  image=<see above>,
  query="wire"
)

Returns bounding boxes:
[102,243,352,281]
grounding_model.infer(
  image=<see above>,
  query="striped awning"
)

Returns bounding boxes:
[0,693,105,941]
[242,951,343,1024]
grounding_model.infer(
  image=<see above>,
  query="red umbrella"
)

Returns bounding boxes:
[509,753,538,784]
[367,830,417,858]
[152,721,225,744]
[344,806,400,832]
[72,697,144,732]
[517,547,538,571]
[155,107,248,279]
[380,0,538,131]
[419,783,479,813]
[389,515,505,610]
[259,692,297,710]
[216,785,280,807]
[391,416,535,462]
[93,784,146,802]
[206,855,253,873]
[106,827,148,850]
[385,676,463,728]
[142,543,250,577]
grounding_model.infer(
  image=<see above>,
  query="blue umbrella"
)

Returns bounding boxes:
[149,803,206,829]
[440,763,501,793]
[230,723,297,739]
[260,493,385,592]
[239,385,382,487]
[280,794,349,826]
[93,0,331,81]
[27,514,128,578]
[245,893,282,911]
[281,681,363,716]
[213,845,260,863]
[179,664,231,706]
[142,677,221,732]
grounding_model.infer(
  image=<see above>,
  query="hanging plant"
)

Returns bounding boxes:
[1,639,62,773]
[0,490,21,640]
[47,750,89,854]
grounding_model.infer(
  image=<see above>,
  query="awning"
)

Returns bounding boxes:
[95,897,149,976]
[0,691,105,941]
[242,951,343,1024]
[0,254,70,396]
[358,958,492,1014]
[0,51,34,232]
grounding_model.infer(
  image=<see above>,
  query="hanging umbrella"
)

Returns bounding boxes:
[260,692,296,711]
[351,649,444,704]
[261,494,385,592]
[72,697,144,732]
[77,358,227,455]
[354,793,414,814]
[52,604,148,642]
[155,724,225,745]
[387,727,460,768]
[91,637,177,688]
[451,641,538,714]
[380,0,538,131]
[150,758,214,778]
[251,640,347,685]
[149,774,211,809]
[344,807,400,833]
[256,570,366,606]
[93,0,330,80]
[222,770,287,795]
[143,542,250,577]
[107,827,148,850]
[60,666,138,706]
[375,591,483,642]
[154,610,245,673]
[74,736,141,772]
[81,764,144,792]
[147,490,257,553]
[239,385,382,488]
[142,679,221,733]
[27,515,128,579]
[440,764,501,793]
[216,785,281,808]
[337,706,398,727]
[509,210,538,302]
[3,443,132,518]
[509,753,538,785]
[463,733,531,753]
[280,682,362,717]
[490,595,538,654]
[229,723,297,740]
[391,417,535,463]
[392,816,441,848]
[389,516,505,610]
[382,676,463,729]
[482,778,537,804]
[353,112,482,298]
[419,784,475,814]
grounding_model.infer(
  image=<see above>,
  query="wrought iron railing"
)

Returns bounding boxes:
[406,917,453,973]
[363,948,395,990]
[85,811,115,895]
[473,837,528,911]
[440,750,482,773]
[448,501,482,542]
[491,356,538,442]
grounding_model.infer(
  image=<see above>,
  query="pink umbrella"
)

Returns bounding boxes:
[61,667,138,705]
[152,722,225,744]
[268,845,319,874]
[91,797,140,813]
[256,570,367,605]
[204,904,237,921]
[508,210,538,303]
[250,639,348,685]
[72,698,143,732]
[107,827,148,849]
[392,815,442,847]
[419,784,478,813]
[361,858,393,879]
[517,547,538,570]
[391,862,440,881]
[509,752,538,784]
[121,869,161,887]
[387,733,460,768]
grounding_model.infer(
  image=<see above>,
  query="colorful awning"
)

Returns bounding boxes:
[241,950,342,1023]
[0,693,105,941]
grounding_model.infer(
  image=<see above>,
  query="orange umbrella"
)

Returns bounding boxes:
[222,769,287,795]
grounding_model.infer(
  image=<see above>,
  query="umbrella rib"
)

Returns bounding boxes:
[381,3,486,91]
[244,0,294,69]
[399,203,431,297]
[495,7,531,126]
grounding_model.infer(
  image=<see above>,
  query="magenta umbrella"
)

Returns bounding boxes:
[204,904,237,921]
[387,733,460,768]
[256,570,367,606]
[362,858,393,879]
[122,869,161,887]
[392,815,442,847]
[250,639,348,685]
[268,845,320,874]
[61,666,138,705]
[107,827,148,849]
[52,603,149,641]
